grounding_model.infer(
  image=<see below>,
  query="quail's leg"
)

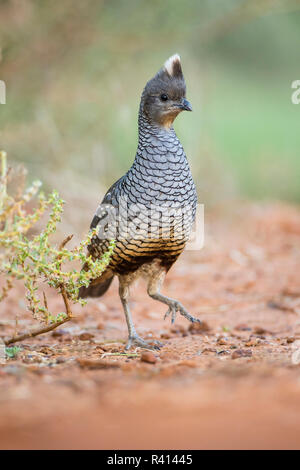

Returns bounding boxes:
[119,282,163,350]
[147,269,201,325]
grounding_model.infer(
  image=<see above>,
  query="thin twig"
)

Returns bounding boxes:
[60,285,72,317]
[4,315,71,346]
[13,314,19,339]
[4,283,73,346]
[101,352,140,359]
[0,279,13,302]
[43,291,49,312]
[59,234,73,252]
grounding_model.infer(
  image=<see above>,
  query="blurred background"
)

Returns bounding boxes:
[1,3,300,450]
[0,0,300,233]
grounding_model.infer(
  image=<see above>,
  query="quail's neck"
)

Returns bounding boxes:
[133,109,188,176]
[125,108,196,209]
[138,109,177,143]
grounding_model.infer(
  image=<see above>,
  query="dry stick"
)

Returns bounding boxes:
[43,291,48,311]
[4,316,70,346]
[0,279,13,302]
[58,234,74,252]
[4,238,74,346]
[4,286,73,345]
[60,285,73,318]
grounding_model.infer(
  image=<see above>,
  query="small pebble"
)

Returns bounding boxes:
[140,351,157,364]
[78,333,94,341]
[253,327,268,335]
[188,321,210,334]
[235,324,252,332]
[231,349,253,360]
[217,338,228,346]
[56,357,66,364]
[287,337,295,344]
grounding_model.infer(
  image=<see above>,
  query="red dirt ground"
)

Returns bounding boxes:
[1,202,300,450]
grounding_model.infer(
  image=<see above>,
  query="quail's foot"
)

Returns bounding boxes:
[125,334,164,351]
[164,300,201,325]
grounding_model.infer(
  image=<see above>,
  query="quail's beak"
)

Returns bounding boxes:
[175,98,192,112]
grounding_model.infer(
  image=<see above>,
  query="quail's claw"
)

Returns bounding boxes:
[153,339,164,348]
[125,334,163,351]
[164,307,172,321]
[163,300,201,325]
[180,307,202,324]
[164,306,177,323]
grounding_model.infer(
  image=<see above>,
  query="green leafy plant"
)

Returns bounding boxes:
[5,346,21,358]
[0,151,114,345]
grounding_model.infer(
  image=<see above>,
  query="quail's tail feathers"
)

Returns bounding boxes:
[79,275,114,299]
[79,263,114,298]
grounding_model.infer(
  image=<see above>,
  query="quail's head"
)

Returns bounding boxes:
[141,54,192,129]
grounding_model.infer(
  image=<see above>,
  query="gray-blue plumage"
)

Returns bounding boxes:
[79,54,200,350]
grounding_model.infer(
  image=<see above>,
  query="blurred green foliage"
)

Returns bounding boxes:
[5,345,21,358]
[0,0,299,204]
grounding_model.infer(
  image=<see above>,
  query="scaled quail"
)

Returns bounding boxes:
[79,54,201,349]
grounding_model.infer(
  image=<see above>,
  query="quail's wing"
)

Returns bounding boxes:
[87,176,125,258]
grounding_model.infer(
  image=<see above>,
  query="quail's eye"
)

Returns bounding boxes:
[160,93,168,101]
